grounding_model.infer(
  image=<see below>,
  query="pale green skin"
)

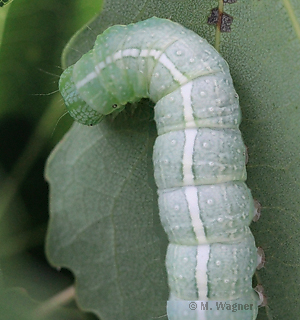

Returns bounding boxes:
[59,17,260,320]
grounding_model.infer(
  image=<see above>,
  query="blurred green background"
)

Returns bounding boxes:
[0,0,102,318]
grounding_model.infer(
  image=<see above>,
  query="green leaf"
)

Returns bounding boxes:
[46,1,300,319]
[46,104,169,320]
[0,287,92,320]
[0,288,38,320]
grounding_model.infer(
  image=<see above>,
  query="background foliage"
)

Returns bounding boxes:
[0,0,300,320]
[0,0,101,319]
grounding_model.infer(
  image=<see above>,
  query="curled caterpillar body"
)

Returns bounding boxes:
[59,17,263,320]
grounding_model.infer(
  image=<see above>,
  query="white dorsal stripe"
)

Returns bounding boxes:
[159,53,188,84]
[183,129,197,185]
[75,71,98,89]
[75,48,165,90]
[95,61,105,73]
[149,49,162,60]
[196,301,207,320]
[196,244,210,299]
[122,48,140,57]
[184,186,207,244]
[113,50,122,61]
[122,48,132,57]
[181,82,197,128]
[76,47,190,91]
[140,49,149,57]
[105,56,112,64]
[131,48,140,57]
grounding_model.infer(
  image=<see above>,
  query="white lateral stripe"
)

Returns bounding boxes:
[184,186,207,244]
[159,53,188,84]
[183,129,197,185]
[196,245,210,299]
[76,71,98,89]
[181,82,196,127]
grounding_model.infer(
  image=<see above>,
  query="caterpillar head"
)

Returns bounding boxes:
[59,66,124,126]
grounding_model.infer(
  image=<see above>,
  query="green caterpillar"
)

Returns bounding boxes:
[59,17,265,320]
